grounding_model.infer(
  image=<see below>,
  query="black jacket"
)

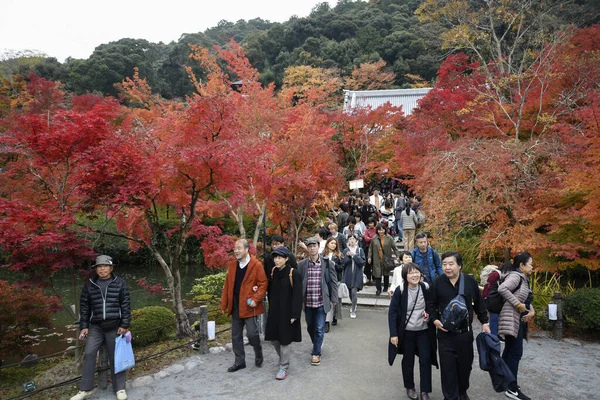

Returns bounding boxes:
[427,273,488,331]
[265,265,303,345]
[388,282,438,367]
[80,274,131,329]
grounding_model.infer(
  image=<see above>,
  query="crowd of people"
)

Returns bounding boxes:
[71,185,535,400]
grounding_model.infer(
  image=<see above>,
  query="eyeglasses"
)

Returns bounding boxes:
[407,271,421,275]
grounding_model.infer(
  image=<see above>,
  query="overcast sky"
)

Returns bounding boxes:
[0,0,332,62]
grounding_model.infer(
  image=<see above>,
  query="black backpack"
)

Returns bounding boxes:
[441,273,468,331]
[485,273,523,314]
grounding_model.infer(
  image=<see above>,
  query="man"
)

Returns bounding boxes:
[298,237,338,366]
[328,222,347,251]
[71,255,130,400]
[369,190,384,211]
[411,233,442,284]
[220,239,267,372]
[360,196,377,225]
[427,252,490,400]
[264,234,298,279]
[393,189,406,242]
[336,203,350,233]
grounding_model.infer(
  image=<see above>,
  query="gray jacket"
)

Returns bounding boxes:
[298,255,339,313]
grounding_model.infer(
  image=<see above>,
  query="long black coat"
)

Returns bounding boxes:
[265,265,302,346]
[388,282,438,368]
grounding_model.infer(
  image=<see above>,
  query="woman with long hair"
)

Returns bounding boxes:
[342,234,366,319]
[368,223,399,295]
[498,252,535,400]
[322,237,343,329]
[388,262,438,400]
[400,204,419,252]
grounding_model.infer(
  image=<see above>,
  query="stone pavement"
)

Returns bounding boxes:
[85,308,599,400]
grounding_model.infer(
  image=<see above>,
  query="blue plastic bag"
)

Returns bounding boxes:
[114,334,135,374]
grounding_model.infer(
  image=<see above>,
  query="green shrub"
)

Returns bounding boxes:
[129,306,176,347]
[190,272,227,298]
[564,287,600,333]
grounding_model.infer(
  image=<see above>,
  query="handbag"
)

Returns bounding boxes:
[379,238,396,271]
[114,334,135,374]
[338,282,350,299]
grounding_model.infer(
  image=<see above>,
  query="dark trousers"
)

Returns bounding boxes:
[503,322,525,385]
[375,275,390,292]
[438,330,474,400]
[80,324,126,392]
[231,302,262,366]
[401,329,432,393]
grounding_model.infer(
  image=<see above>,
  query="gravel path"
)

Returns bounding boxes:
[86,308,600,400]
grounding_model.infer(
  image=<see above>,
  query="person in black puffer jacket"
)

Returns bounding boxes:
[71,255,131,400]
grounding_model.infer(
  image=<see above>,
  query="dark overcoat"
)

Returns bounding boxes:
[388,282,439,368]
[265,264,302,346]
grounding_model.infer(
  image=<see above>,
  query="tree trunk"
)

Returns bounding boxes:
[149,246,193,337]
[504,247,512,264]
[252,201,266,249]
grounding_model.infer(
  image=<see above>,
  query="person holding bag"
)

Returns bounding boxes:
[498,252,535,400]
[388,263,438,400]
[342,234,366,319]
[71,255,131,400]
[368,223,399,295]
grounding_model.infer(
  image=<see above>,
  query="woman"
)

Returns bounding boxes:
[482,262,512,337]
[354,213,367,235]
[388,263,437,400]
[498,252,535,400]
[71,255,131,400]
[368,223,399,295]
[265,246,302,380]
[380,198,395,235]
[388,251,413,295]
[342,234,366,319]
[322,237,343,328]
[363,218,377,282]
[400,204,419,252]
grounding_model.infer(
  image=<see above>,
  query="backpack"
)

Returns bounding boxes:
[441,273,468,331]
[480,265,500,286]
[271,267,294,287]
[485,273,523,314]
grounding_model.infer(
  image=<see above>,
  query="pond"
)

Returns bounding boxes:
[2,262,204,364]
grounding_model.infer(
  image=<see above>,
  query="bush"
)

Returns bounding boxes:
[129,306,176,347]
[190,272,227,298]
[564,287,600,333]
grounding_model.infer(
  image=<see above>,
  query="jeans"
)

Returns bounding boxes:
[305,306,326,356]
[394,219,403,241]
[503,322,525,385]
[489,313,499,337]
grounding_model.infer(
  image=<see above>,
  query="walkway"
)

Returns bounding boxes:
[88,308,599,400]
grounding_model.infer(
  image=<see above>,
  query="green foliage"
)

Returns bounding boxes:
[564,288,600,333]
[129,306,176,347]
[529,272,576,331]
[190,272,227,298]
[434,228,483,275]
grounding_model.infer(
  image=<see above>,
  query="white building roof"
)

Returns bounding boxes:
[343,88,432,115]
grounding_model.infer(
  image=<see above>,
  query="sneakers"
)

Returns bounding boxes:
[116,390,128,400]
[311,355,321,366]
[350,311,357,319]
[505,388,531,400]
[406,387,418,400]
[276,368,288,380]
[70,391,93,400]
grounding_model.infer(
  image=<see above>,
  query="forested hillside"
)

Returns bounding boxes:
[3,0,595,100]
